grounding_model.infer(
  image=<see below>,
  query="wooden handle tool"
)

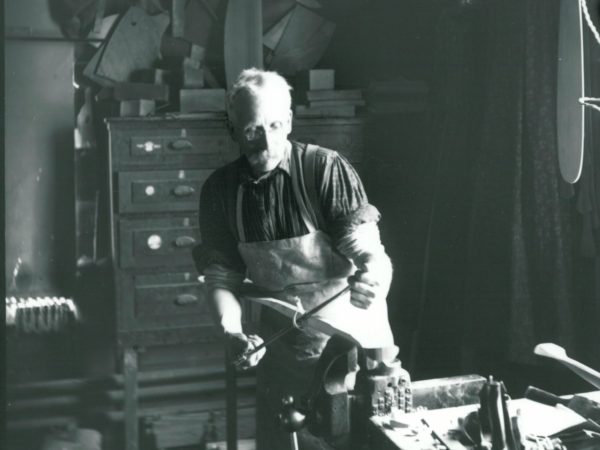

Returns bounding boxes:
[534,343,600,389]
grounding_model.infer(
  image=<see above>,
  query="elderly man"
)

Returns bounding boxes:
[193,68,394,450]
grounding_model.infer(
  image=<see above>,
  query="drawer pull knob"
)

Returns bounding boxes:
[173,185,195,197]
[147,234,162,250]
[137,141,161,153]
[174,236,196,248]
[170,139,193,150]
[145,185,156,196]
[175,294,198,306]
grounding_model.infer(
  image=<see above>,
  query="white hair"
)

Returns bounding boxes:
[227,68,292,122]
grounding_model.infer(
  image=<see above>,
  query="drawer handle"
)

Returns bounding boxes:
[174,236,196,248]
[136,141,161,153]
[174,294,198,306]
[169,139,194,151]
[173,185,195,197]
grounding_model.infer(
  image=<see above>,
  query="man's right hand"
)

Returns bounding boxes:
[225,332,266,370]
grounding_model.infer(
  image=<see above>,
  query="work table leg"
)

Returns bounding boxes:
[124,347,139,450]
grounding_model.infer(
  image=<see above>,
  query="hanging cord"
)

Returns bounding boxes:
[580,0,600,46]
[579,97,600,113]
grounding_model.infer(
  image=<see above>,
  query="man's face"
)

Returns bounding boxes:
[230,90,292,176]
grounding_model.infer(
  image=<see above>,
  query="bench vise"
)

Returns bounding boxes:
[279,335,412,449]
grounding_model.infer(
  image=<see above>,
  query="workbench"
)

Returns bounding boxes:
[369,391,600,449]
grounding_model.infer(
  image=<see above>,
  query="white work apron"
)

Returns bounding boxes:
[236,144,353,450]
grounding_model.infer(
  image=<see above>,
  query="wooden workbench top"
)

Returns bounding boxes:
[369,391,600,450]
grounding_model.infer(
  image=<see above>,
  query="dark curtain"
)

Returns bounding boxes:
[462,0,579,369]
[407,1,486,376]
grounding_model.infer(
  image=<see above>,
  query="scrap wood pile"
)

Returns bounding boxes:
[70,0,421,119]
[83,1,226,117]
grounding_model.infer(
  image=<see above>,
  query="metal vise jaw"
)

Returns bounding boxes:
[355,347,412,420]
[298,335,359,448]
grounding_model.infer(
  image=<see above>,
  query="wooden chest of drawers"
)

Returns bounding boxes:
[106,114,364,450]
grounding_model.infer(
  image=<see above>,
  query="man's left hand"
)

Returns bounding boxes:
[348,270,380,309]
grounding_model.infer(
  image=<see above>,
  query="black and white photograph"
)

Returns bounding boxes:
[4,1,600,449]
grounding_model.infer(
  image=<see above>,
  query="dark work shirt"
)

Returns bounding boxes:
[193,141,380,274]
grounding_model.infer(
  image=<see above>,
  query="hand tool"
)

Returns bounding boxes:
[525,386,600,429]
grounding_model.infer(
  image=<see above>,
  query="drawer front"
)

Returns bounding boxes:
[118,169,212,213]
[111,126,238,168]
[121,272,212,329]
[119,216,200,269]
[291,122,364,162]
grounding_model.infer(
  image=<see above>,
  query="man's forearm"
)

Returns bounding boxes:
[207,288,243,335]
[202,263,245,334]
[361,250,393,295]
[337,222,393,289]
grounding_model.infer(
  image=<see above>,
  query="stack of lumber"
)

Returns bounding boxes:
[295,69,364,118]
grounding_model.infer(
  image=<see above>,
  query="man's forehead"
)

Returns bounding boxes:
[233,90,290,122]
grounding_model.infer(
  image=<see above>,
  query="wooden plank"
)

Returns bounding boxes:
[306,89,362,101]
[226,348,238,450]
[102,396,256,422]
[309,99,365,108]
[263,9,294,51]
[131,68,171,85]
[190,44,206,63]
[184,67,205,88]
[180,89,227,112]
[8,395,81,412]
[183,56,202,70]
[8,378,91,396]
[295,104,355,118]
[119,100,156,117]
[161,35,192,60]
[83,42,110,86]
[105,377,256,403]
[224,0,263,87]
[124,347,139,450]
[308,69,334,91]
[171,0,186,37]
[7,416,76,433]
[207,439,256,450]
[95,7,169,83]
[113,83,169,101]
[267,6,335,75]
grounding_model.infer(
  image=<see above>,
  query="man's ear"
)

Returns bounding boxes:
[226,117,238,143]
[286,108,293,133]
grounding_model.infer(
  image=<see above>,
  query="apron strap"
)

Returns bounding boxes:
[236,184,247,243]
[289,147,317,233]
[303,144,327,231]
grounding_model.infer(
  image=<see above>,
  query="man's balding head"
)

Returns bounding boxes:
[228,68,292,125]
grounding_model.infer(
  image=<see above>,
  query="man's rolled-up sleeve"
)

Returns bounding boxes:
[316,152,381,240]
[193,174,246,292]
[315,152,392,294]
